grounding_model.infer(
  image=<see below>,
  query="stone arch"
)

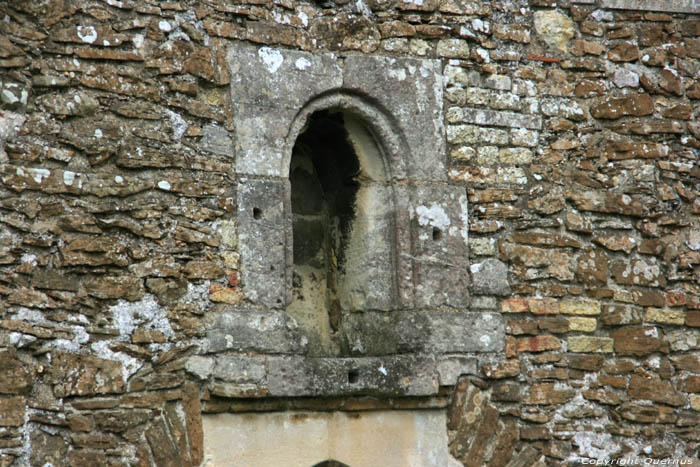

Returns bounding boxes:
[283,91,411,181]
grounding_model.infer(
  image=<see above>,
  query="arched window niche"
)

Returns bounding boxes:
[220,44,501,362]
[286,103,398,357]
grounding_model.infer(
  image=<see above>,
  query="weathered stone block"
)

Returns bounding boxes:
[458,108,542,130]
[611,326,669,356]
[533,10,574,52]
[208,284,243,305]
[611,259,666,288]
[517,335,561,352]
[83,275,144,301]
[628,374,686,406]
[501,297,529,313]
[583,389,621,405]
[47,352,125,397]
[94,409,151,433]
[522,383,575,405]
[211,355,266,383]
[0,396,24,426]
[616,403,676,424]
[341,311,504,355]
[691,394,700,412]
[0,350,33,395]
[568,317,597,332]
[204,310,306,354]
[471,259,511,296]
[237,178,291,308]
[560,299,601,316]
[591,94,654,120]
[568,336,614,353]
[538,317,569,334]
[645,307,685,325]
[30,430,68,467]
[408,184,470,308]
[436,39,469,58]
[670,355,700,372]
[529,298,559,315]
[437,356,478,385]
[567,354,604,371]
[268,355,438,397]
[482,359,520,379]
[145,416,181,467]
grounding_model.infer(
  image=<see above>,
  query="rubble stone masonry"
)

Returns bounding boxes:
[1,0,700,465]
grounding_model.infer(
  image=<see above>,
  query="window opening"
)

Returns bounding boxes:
[288,110,359,356]
[287,109,394,356]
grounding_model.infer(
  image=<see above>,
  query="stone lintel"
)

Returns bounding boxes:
[267,355,439,397]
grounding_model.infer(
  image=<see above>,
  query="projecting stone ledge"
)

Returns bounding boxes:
[204,309,504,356]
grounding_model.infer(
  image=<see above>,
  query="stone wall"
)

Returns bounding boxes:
[1,0,700,465]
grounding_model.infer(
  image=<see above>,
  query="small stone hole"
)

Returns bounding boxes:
[432,227,442,241]
[253,207,262,219]
[348,369,360,384]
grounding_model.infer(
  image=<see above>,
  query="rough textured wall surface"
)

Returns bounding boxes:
[1,0,700,465]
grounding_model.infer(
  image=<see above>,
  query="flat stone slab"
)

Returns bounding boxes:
[342,311,505,356]
[267,355,439,397]
[204,310,307,354]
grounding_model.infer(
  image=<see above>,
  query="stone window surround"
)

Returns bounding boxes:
[199,42,505,399]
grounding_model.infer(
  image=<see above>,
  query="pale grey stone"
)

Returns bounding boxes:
[237,178,291,308]
[614,68,640,88]
[267,355,439,397]
[341,311,505,355]
[204,310,306,354]
[471,258,511,296]
[343,55,447,181]
[228,43,343,177]
[184,356,214,380]
[471,296,499,310]
[407,184,470,308]
[0,111,25,162]
[437,356,478,385]
[200,124,234,157]
[212,355,266,383]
